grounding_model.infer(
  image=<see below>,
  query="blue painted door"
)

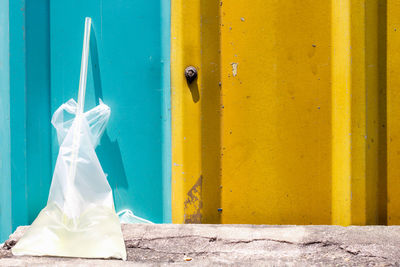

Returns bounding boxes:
[49,1,171,223]
[0,0,170,242]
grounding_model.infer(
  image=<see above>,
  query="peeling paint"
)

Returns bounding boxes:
[231,62,238,77]
[184,176,203,223]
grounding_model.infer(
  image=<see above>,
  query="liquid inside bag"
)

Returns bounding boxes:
[12,99,127,260]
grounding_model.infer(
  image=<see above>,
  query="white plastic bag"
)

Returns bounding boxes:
[12,17,126,260]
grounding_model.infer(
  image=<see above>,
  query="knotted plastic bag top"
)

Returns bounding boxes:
[51,98,110,148]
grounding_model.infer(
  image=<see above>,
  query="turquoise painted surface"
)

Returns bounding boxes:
[25,0,52,225]
[0,0,59,242]
[9,0,29,234]
[0,0,12,242]
[50,0,171,223]
[0,0,170,241]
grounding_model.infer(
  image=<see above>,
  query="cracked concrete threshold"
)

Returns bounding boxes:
[1,224,400,266]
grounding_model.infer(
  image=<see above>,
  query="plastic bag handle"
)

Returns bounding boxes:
[77,17,92,115]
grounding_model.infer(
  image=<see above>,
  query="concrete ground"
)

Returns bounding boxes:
[1,224,400,266]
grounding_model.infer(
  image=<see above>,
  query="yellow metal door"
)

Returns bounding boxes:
[172,0,390,225]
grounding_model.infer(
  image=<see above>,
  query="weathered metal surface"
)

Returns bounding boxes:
[172,0,388,225]
[171,0,221,223]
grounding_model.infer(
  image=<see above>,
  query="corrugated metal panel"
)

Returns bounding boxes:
[0,0,12,242]
[0,0,171,242]
[388,0,400,225]
[0,0,52,242]
[172,0,388,225]
[50,0,171,224]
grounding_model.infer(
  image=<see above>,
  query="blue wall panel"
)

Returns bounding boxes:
[1,0,53,242]
[0,0,12,242]
[50,0,171,223]
[25,0,52,225]
[0,0,170,241]
[9,0,29,234]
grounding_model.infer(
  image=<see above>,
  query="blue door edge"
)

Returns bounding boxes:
[0,0,12,243]
[161,0,172,223]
